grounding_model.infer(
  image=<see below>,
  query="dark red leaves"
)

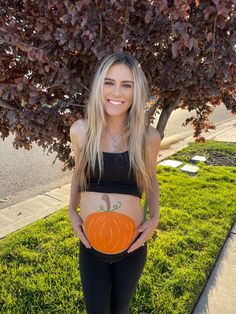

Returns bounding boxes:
[204,6,216,19]
[172,40,183,58]
[145,10,153,24]
[0,0,235,166]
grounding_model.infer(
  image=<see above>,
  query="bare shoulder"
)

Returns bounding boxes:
[145,126,161,157]
[70,119,87,133]
[70,119,87,149]
[147,125,161,145]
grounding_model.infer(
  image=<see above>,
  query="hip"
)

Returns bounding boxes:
[79,238,147,264]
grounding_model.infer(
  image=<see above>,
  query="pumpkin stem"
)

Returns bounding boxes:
[101,194,111,211]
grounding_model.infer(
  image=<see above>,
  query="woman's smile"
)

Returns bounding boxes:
[108,99,125,105]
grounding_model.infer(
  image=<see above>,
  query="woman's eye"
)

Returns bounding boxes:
[104,82,131,88]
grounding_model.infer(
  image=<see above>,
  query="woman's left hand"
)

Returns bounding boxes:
[127,217,159,253]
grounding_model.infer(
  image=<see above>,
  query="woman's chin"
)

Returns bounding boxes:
[104,109,128,118]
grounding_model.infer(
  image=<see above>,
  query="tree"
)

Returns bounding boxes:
[0,0,235,169]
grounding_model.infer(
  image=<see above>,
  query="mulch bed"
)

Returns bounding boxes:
[205,152,236,167]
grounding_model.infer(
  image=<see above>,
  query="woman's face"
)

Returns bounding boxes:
[103,63,134,118]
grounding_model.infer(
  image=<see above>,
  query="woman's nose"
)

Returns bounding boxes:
[112,85,122,97]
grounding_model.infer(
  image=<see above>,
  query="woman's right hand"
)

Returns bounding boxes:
[68,209,91,249]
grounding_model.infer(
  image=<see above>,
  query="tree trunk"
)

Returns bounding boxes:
[156,98,179,140]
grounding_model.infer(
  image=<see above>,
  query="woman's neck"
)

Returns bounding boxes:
[105,116,127,135]
[102,115,128,152]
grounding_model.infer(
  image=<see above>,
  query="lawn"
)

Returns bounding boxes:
[0,141,236,314]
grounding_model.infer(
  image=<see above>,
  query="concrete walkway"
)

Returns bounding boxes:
[193,223,236,314]
[0,117,236,313]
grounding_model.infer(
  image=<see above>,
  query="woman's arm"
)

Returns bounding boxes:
[146,175,159,221]
[68,121,91,248]
[145,127,161,222]
[127,127,161,253]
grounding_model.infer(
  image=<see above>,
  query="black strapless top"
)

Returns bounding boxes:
[84,151,142,198]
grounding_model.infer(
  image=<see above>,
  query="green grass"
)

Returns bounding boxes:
[1,141,236,313]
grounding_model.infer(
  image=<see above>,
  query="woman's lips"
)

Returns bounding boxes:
[108,99,124,105]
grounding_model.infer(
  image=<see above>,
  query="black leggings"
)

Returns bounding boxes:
[79,241,147,314]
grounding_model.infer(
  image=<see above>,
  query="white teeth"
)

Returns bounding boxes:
[109,100,123,105]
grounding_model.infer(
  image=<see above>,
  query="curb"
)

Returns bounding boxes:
[0,184,71,239]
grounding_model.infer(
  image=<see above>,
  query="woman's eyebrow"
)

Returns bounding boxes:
[104,78,134,84]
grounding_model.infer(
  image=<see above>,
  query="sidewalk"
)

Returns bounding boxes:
[0,117,236,314]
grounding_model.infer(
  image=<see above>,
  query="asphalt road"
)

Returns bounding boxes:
[0,104,233,209]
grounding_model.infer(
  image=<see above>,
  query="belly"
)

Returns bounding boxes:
[80,192,143,254]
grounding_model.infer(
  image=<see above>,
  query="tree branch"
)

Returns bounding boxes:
[146,99,161,125]
[122,1,129,46]
[140,13,158,45]
[0,99,21,113]
[212,15,217,70]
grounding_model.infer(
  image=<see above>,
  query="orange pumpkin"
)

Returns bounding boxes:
[84,212,137,254]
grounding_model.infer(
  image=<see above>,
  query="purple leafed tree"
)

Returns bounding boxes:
[0,0,235,169]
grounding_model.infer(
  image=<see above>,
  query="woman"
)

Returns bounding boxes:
[68,52,160,314]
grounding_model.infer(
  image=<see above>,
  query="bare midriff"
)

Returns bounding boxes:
[80,192,143,254]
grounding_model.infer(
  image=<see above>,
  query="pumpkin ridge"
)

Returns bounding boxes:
[110,218,122,250]
[110,216,120,244]
[87,213,103,249]
[99,220,108,250]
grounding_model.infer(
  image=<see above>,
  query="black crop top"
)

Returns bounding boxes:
[84,151,142,198]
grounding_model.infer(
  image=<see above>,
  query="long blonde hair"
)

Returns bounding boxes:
[77,52,152,194]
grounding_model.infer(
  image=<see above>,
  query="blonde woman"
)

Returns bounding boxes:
[69,52,160,314]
